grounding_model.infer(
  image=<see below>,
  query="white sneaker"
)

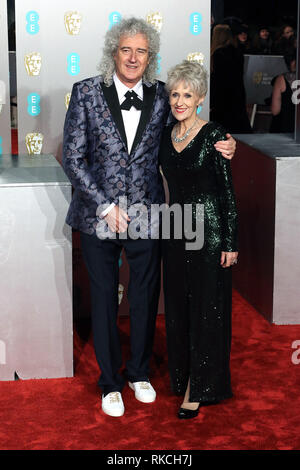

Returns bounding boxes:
[102,392,125,417]
[128,381,156,403]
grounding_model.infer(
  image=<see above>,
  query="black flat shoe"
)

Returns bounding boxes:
[178,404,201,419]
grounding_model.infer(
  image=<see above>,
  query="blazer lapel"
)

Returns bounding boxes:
[100,82,128,149]
[131,83,156,155]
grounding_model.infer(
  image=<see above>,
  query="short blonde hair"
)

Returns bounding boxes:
[165,60,208,98]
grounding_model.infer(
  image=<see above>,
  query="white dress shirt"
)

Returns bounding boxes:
[114,73,143,154]
[101,73,143,217]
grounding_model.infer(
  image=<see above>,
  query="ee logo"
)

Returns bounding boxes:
[157,54,162,75]
[109,12,122,29]
[0,137,2,155]
[189,13,202,35]
[67,53,80,76]
[27,93,41,116]
[26,11,40,35]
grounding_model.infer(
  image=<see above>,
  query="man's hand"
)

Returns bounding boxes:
[104,205,130,233]
[214,133,236,160]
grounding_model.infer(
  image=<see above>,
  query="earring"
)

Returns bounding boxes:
[197,104,203,115]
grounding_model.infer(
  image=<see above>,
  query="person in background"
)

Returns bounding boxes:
[270,50,296,133]
[273,24,296,56]
[281,24,295,40]
[222,16,251,54]
[159,60,238,419]
[210,24,252,133]
[251,26,273,54]
[236,24,252,54]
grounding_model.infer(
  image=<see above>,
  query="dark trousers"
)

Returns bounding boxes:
[80,232,161,395]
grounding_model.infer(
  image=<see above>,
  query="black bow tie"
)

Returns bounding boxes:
[120,90,143,111]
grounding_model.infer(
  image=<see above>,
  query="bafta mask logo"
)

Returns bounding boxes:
[146,12,163,32]
[25,133,44,155]
[24,52,42,76]
[118,284,124,305]
[64,11,82,35]
[187,52,204,64]
[253,72,263,85]
[65,92,71,110]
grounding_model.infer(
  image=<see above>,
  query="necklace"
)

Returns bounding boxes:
[172,118,199,143]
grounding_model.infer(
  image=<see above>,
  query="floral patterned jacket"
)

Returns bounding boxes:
[62,75,170,236]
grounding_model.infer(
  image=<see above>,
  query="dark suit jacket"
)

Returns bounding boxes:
[62,75,170,236]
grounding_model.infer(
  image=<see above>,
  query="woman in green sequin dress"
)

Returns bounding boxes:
[159,61,238,419]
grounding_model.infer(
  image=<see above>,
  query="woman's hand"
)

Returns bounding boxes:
[220,251,238,268]
[214,134,236,160]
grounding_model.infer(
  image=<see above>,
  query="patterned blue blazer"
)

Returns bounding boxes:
[62,75,170,236]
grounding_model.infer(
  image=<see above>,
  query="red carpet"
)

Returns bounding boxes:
[1,289,300,450]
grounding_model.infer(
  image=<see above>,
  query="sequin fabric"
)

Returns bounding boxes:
[159,121,238,403]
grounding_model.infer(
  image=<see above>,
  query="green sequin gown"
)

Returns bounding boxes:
[159,121,238,403]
